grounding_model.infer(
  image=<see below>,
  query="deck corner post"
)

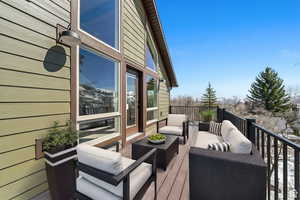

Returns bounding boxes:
[246,118,256,144]
[217,107,225,122]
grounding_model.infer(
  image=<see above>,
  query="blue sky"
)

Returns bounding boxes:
[156,0,300,99]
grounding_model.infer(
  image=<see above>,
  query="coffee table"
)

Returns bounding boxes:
[132,135,179,170]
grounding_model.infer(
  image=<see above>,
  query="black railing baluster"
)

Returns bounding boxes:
[257,129,260,151]
[283,143,288,200]
[261,131,265,159]
[274,138,279,200]
[267,135,271,200]
[295,150,300,200]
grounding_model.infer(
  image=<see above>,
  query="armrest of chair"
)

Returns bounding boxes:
[78,148,157,186]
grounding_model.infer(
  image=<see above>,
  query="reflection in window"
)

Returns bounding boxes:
[79,48,119,116]
[146,76,158,108]
[80,0,119,49]
[79,117,120,144]
[146,41,157,71]
[147,110,158,122]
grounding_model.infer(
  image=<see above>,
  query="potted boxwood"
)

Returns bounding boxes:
[199,110,216,130]
[43,121,78,200]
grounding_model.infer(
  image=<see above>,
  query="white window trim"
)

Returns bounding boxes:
[147,107,158,111]
[78,0,121,52]
[146,119,158,125]
[76,46,121,123]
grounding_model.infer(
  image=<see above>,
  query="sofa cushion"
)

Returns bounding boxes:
[208,142,230,152]
[159,126,182,136]
[78,156,152,199]
[77,144,123,175]
[192,132,224,149]
[221,120,237,139]
[167,114,186,127]
[77,176,121,200]
[224,127,252,154]
[209,121,222,136]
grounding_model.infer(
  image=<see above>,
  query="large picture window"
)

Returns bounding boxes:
[80,0,119,49]
[146,40,158,72]
[146,75,158,122]
[79,117,120,145]
[79,47,119,117]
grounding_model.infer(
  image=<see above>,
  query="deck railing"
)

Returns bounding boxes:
[169,105,212,121]
[169,105,300,199]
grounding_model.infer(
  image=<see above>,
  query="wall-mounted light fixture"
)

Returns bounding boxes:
[57,24,81,46]
[158,79,166,91]
[58,29,81,46]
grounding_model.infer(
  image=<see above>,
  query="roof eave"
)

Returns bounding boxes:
[142,0,178,88]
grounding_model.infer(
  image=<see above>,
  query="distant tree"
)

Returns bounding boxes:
[201,82,218,110]
[247,67,291,113]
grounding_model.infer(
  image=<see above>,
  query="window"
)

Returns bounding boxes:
[79,47,119,116]
[146,39,157,71]
[146,75,158,122]
[80,0,119,49]
[79,117,120,145]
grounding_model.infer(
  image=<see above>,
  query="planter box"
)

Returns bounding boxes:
[199,122,210,131]
[44,147,77,200]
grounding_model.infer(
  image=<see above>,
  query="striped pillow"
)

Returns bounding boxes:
[208,142,231,152]
[209,121,222,136]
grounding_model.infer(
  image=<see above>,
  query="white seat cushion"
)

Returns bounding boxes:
[159,126,183,136]
[77,144,123,175]
[77,176,121,200]
[167,114,186,127]
[78,156,152,199]
[192,132,224,149]
[223,127,252,154]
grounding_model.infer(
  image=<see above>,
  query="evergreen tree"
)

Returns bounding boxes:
[247,67,291,113]
[201,82,218,110]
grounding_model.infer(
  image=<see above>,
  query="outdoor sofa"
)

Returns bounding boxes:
[158,114,189,144]
[76,144,157,200]
[189,120,266,200]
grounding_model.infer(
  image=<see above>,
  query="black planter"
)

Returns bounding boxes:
[44,147,77,200]
[199,122,210,131]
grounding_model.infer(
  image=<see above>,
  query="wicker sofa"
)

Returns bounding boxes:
[189,120,266,200]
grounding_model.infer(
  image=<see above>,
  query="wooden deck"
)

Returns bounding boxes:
[35,134,193,200]
[122,137,191,200]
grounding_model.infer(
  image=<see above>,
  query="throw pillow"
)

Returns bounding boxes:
[208,142,230,152]
[209,121,222,136]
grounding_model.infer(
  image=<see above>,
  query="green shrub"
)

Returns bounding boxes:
[200,110,216,122]
[43,121,78,152]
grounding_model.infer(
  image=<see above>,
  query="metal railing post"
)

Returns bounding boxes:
[246,118,256,144]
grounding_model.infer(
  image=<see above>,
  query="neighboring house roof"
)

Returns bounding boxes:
[142,0,178,87]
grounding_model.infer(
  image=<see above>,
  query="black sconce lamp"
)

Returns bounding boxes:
[58,26,81,46]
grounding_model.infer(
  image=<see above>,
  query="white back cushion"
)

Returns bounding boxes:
[221,120,236,139]
[77,144,123,175]
[168,114,186,127]
[222,124,252,154]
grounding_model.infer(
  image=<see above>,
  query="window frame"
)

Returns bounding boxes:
[76,45,121,123]
[78,0,121,51]
[145,27,159,72]
[146,75,159,123]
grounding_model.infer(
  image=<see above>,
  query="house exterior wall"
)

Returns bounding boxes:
[123,0,171,121]
[123,0,146,66]
[0,0,172,199]
[0,0,71,199]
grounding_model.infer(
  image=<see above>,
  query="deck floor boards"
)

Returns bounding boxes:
[121,136,191,200]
